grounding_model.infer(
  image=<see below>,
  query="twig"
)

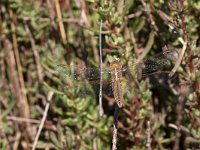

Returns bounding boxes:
[13,132,21,150]
[157,1,188,77]
[9,9,26,95]
[32,91,54,150]
[168,123,190,135]
[169,0,188,76]
[112,104,119,150]
[19,16,79,23]
[11,16,113,34]
[1,3,30,120]
[3,37,30,122]
[54,0,67,44]
[24,22,43,81]
[0,101,2,133]
[98,20,104,118]
[156,10,184,45]
[7,116,42,124]
[140,0,169,53]
[177,0,188,41]
[79,0,90,26]
[177,0,193,73]
[136,31,155,64]
[140,0,158,32]
[112,126,118,150]
[81,25,113,34]
[46,0,56,29]
[92,128,97,150]
[146,121,152,150]
[173,96,185,150]
[169,40,187,77]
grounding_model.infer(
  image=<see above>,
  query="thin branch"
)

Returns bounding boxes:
[24,22,43,81]
[112,126,118,150]
[156,8,188,77]
[136,31,155,64]
[3,37,30,120]
[13,132,21,150]
[156,10,184,45]
[173,96,185,150]
[7,116,43,124]
[169,40,187,77]
[9,9,26,94]
[99,20,104,118]
[46,0,56,29]
[32,91,54,150]
[146,121,152,150]
[140,0,169,54]
[1,3,30,121]
[112,104,119,150]
[54,0,67,44]
[140,0,158,32]
[178,0,188,41]
[177,0,193,73]
[19,16,79,23]
[168,0,188,77]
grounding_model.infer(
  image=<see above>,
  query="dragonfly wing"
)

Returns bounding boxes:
[137,50,179,75]
[55,64,112,98]
[56,64,111,80]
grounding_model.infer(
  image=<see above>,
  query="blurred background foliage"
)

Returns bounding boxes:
[0,0,200,149]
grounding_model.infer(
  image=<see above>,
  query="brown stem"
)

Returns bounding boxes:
[169,0,189,76]
[3,37,30,128]
[46,0,56,30]
[173,96,185,150]
[54,0,67,44]
[9,9,27,108]
[24,22,43,82]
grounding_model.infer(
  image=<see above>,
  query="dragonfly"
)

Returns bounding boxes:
[55,50,179,108]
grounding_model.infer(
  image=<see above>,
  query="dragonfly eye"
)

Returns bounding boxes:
[164,50,179,62]
[74,73,78,79]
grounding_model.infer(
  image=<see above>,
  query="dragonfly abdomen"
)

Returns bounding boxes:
[110,61,124,108]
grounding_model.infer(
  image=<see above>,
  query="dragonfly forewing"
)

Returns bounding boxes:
[56,64,111,81]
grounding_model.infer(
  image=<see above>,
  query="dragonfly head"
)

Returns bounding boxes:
[110,60,122,70]
[164,50,179,62]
